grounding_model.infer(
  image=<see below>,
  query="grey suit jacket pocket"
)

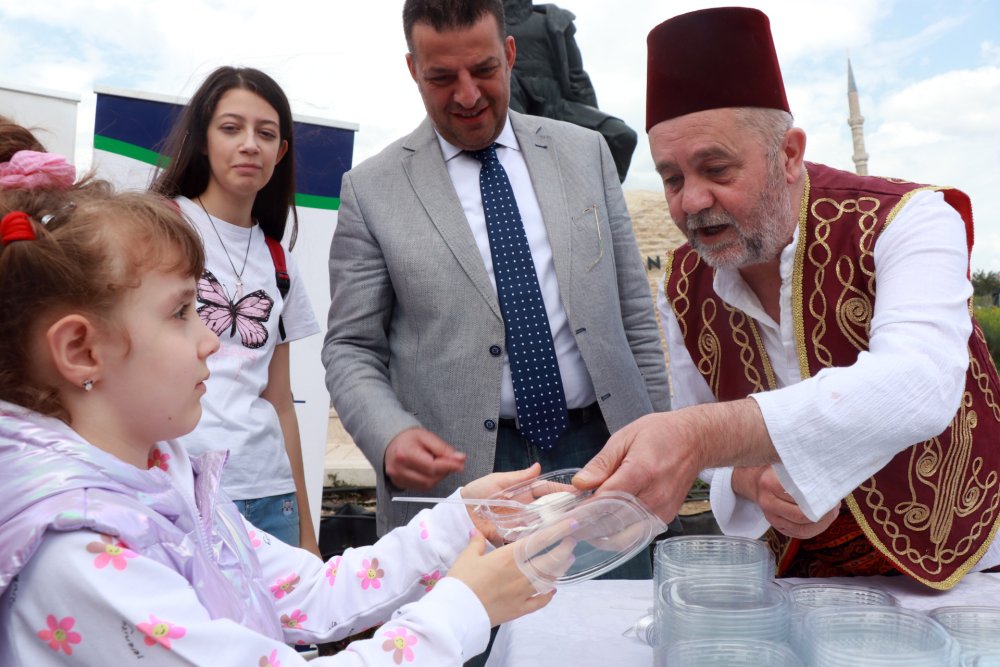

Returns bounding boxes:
[572,203,609,272]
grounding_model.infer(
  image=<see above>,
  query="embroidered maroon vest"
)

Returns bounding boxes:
[664,162,1000,589]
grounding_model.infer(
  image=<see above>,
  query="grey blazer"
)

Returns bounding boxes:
[323,110,670,534]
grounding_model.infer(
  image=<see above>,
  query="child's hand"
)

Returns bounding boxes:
[462,462,541,500]
[461,464,541,543]
[446,533,555,627]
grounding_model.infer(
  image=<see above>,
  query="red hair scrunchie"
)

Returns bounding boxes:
[1,211,37,245]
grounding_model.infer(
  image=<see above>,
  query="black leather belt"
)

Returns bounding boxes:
[498,401,602,430]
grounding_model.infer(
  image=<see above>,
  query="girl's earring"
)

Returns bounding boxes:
[83,379,94,392]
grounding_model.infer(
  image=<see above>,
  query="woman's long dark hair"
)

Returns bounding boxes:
[150,66,297,247]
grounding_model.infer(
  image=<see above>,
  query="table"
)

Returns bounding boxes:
[485,573,1000,667]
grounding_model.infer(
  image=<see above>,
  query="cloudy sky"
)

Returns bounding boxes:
[2,0,998,270]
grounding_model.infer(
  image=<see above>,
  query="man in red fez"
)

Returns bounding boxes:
[574,6,1000,587]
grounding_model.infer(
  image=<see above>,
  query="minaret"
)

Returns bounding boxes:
[847,58,869,175]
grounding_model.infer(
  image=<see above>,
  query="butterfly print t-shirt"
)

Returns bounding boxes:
[174,197,321,501]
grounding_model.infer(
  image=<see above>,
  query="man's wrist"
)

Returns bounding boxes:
[731,466,764,501]
[686,399,778,471]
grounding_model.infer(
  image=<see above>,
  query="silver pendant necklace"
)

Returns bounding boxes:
[197,197,253,299]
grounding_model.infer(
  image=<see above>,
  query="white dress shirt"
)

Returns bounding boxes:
[657,189,1000,570]
[437,117,597,417]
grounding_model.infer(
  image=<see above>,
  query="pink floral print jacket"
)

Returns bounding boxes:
[0,403,490,665]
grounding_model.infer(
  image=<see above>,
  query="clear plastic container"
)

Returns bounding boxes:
[788,583,898,654]
[660,639,804,666]
[789,582,898,609]
[640,535,776,648]
[656,574,791,650]
[474,468,665,591]
[930,607,1000,659]
[653,535,775,592]
[475,468,592,542]
[513,490,664,592]
[802,606,960,666]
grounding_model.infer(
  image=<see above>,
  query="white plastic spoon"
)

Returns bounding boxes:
[392,496,530,511]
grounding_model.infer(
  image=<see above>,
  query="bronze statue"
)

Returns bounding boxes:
[504,0,637,182]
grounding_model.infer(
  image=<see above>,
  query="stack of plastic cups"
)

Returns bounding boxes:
[653,574,791,666]
[787,582,897,655]
[802,606,960,666]
[664,639,803,666]
[641,535,774,652]
[653,535,775,592]
[929,607,1000,665]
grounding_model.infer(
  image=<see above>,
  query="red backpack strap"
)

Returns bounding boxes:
[264,235,290,298]
[263,235,290,341]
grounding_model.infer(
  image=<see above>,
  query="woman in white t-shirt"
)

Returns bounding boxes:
[151,66,321,554]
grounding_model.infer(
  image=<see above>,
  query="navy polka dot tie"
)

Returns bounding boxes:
[471,144,568,449]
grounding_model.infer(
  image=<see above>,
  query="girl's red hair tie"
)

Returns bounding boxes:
[1,211,37,245]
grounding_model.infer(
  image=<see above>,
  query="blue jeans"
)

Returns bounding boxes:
[234,491,300,547]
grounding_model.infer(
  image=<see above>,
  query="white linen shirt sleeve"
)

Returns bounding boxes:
[6,500,489,665]
[659,191,972,532]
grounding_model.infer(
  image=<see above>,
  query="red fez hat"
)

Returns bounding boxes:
[646,6,789,131]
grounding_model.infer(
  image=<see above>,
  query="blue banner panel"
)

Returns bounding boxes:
[94,92,180,157]
[294,121,355,201]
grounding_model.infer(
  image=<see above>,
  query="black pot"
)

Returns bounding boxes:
[319,503,377,560]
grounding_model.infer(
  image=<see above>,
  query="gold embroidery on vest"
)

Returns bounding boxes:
[750,316,778,391]
[792,172,811,377]
[895,394,981,548]
[834,257,873,352]
[724,303,772,393]
[663,251,681,335]
[808,195,882,362]
[848,481,1000,590]
[806,202,834,368]
[855,196,880,296]
[850,392,999,585]
[971,333,1000,423]
[670,249,701,340]
[697,299,722,395]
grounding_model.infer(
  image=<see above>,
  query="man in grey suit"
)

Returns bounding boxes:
[322,0,669,576]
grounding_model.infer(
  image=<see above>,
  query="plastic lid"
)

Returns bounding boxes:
[474,468,665,590]
[513,490,664,592]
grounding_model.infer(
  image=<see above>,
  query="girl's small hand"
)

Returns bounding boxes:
[446,533,555,627]
[461,463,542,543]
[462,463,541,501]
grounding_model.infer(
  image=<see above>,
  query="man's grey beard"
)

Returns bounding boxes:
[687,158,793,269]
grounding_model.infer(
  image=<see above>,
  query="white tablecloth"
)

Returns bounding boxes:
[485,574,1000,667]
